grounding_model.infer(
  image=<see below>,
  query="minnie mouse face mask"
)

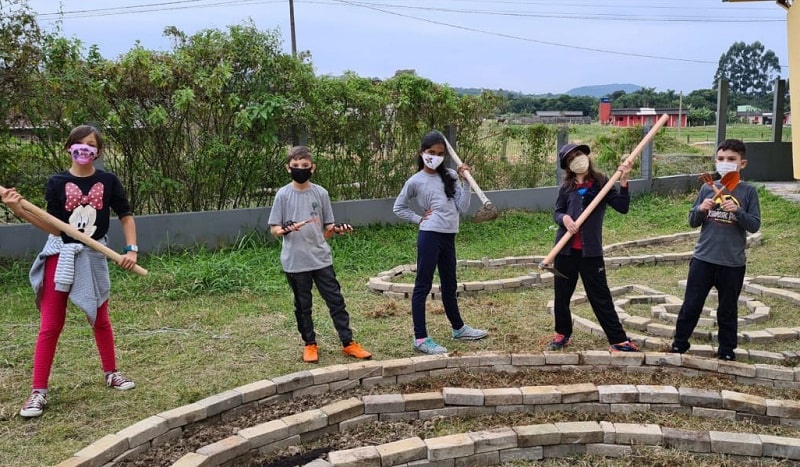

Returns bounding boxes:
[69,144,97,165]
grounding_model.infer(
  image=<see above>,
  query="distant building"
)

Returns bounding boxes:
[598,98,687,128]
[507,110,591,125]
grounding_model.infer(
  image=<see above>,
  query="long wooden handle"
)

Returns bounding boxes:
[540,114,670,267]
[0,186,148,276]
[438,132,493,207]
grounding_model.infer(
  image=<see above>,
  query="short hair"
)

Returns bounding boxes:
[287,146,313,163]
[716,139,746,158]
[64,125,104,154]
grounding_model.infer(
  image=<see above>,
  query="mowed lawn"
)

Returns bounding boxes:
[0,188,798,466]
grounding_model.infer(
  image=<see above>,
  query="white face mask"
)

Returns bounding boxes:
[422,153,444,170]
[716,161,738,177]
[569,155,590,174]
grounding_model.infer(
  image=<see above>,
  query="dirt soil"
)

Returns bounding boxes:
[117,367,800,467]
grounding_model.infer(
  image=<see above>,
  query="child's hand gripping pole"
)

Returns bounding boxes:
[0,185,148,276]
[537,113,670,280]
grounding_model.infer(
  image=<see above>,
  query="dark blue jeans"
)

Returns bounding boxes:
[411,230,464,339]
[285,265,353,346]
[672,258,746,356]
[553,249,628,344]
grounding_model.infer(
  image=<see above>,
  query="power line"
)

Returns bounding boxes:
[337,1,784,22]
[329,0,723,66]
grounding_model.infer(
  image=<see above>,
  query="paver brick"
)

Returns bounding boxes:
[636,385,679,404]
[328,446,381,467]
[376,437,427,466]
[514,424,560,447]
[426,433,475,461]
[196,435,251,466]
[558,383,598,403]
[709,431,762,457]
[238,419,290,447]
[321,398,364,425]
[442,387,484,406]
[482,388,522,406]
[468,427,517,453]
[521,386,561,405]
[282,409,327,436]
[363,394,405,414]
[555,421,603,444]
[73,434,128,466]
[404,392,445,411]
[613,423,662,445]
[116,415,169,449]
[722,390,767,415]
[598,385,638,404]
[662,427,710,453]
[760,434,800,460]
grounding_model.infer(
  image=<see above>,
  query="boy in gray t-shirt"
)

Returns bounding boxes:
[268,146,372,364]
[670,139,761,361]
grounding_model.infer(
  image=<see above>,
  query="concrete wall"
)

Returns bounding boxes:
[743,142,795,182]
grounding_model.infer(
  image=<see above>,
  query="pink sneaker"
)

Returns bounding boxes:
[20,391,47,417]
[106,372,135,390]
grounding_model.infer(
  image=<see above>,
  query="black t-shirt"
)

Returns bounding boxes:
[45,169,132,244]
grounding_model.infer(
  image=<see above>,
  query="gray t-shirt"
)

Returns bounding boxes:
[393,168,471,233]
[688,181,761,267]
[268,183,335,273]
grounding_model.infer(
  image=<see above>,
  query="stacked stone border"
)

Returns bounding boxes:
[57,351,800,466]
[366,231,763,298]
[554,278,800,364]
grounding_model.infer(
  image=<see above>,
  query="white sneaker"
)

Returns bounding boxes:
[452,324,488,341]
[106,372,135,390]
[20,391,47,417]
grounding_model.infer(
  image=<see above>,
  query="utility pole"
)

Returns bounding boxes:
[677,91,683,140]
[289,0,297,56]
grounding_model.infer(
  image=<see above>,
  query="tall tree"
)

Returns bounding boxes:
[713,41,781,103]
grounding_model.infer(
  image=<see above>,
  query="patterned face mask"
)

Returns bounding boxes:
[69,144,97,165]
[422,153,444,170]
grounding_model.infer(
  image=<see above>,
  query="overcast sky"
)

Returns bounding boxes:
[26,0,791,95]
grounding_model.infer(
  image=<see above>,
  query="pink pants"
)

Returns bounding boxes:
[32,254,117,390]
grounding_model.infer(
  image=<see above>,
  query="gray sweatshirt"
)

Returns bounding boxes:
[689,181,761,267]
[393,169,471,233]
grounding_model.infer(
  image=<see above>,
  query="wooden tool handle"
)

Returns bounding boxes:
[438,132,493,207]
[1,185,148,276]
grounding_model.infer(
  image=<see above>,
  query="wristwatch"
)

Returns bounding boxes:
[123,244,139,253]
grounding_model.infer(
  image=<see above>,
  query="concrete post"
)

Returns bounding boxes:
[641,124,653,181]
[555,125,568,183]
[445,124,458,170]
[771,78,786,143]
[715,79,728,148]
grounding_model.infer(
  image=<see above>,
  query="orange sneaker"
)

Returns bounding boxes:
[342,342,372,360]
[303,344,319,363]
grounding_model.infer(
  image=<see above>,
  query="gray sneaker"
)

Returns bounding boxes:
[452,324,488,341]
[414,337,448,354]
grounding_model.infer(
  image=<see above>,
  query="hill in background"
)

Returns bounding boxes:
[564,83,642,97]
[455,83,643,98]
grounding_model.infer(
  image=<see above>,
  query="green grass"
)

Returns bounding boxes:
[0,189,799,465]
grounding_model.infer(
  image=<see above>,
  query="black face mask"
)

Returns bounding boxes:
[290,167,313,184]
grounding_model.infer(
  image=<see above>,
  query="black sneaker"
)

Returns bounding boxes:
[718,353,736,362]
